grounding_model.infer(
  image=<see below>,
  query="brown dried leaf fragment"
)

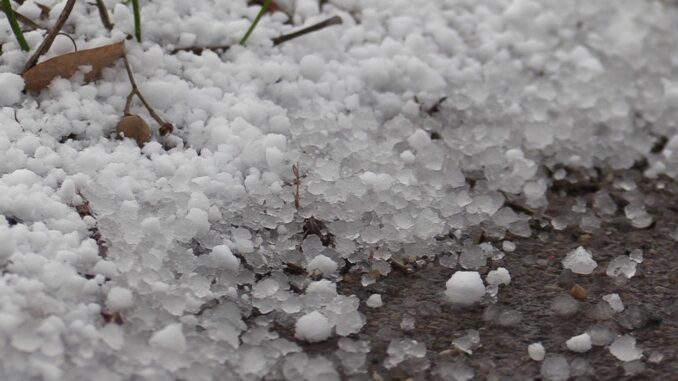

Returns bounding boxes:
[23,40,124,92]
[116,114,152,147]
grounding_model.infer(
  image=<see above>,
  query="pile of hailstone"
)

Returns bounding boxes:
[1,0,677,379]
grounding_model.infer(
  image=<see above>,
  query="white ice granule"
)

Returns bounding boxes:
[610,335,643,362]
[106,287,134,311]
[445,271,486,306]
[562,246,597,274]
[566,333,592,353]
[528,342,546,361]
[210,245,240,271]
[295,311,332,343]
[307,255,338,275]
[486,267,511,286]
[365,294,383,308]
[0,73,24,105]
[149,323,186,352]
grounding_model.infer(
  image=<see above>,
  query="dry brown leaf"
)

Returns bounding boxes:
[116,114,151,147]
[23,41,125,92]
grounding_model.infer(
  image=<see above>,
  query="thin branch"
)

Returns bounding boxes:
[0,2,45,31]
[121,53,168,126]
[56,32,77,52]
[92,0,113,30]
[292,163,300,210]
[172,15,343,56]
[273,15,342,46]
[23,0,76,73]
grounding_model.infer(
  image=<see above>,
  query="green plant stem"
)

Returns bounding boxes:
[132,0,141,42]
[240,0,271,45]
[2,0,30,51]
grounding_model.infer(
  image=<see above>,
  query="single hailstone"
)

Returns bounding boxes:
[603,293,624,312]
[385,338,426,368]
[566,333,592,353]
[295,311,332,343]
[445,271,486,306]
[452,329,480,354]
[606,255,637,279]
[149,324,186,352]
[540,355,570,381]
[528,342,546,361]
[366,294,383,308]
[609,335,643,362]
[105,287,134,311]
[562,246,597,274]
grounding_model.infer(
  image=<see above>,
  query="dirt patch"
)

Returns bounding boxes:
[287,169,678,380]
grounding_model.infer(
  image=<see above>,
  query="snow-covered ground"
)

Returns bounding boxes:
[1,0,677,379]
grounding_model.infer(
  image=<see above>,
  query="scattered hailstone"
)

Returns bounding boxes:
[149,324,186,352]
[540,355,570,381]
[445,271,486,306]
[586,325,616,346]
[648,351,664,364]
[307,255,338,275]
[295,311,332,343]
[400,314,415,331]
[528,342,546,361]
[609,335,643,362]
[486,267,511,286]
[550,293,579,316]
[432,360,474,381]
[105,287,134,311]
[366,294,383,308]
[562,246,597,274]
[629,248,643,263]
[566,333,592,353]
[606,255,637,279]
[452,329,480,355]
[603,294,624,312]
[385,338,426,368]
[210,245,239,271]
[502,241,516,252]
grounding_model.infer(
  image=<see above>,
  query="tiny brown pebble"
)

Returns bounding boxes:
[571,283,588,300]
[116,114,152,147]
[580,234,592,244]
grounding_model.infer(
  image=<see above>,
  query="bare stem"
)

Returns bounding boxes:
[93,0,113,30]
[292,163,300,210]
[272,15,342,46]
[121,53,167,125]
[23,0,76,72]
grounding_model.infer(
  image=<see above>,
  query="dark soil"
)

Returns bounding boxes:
[289,168,678,380]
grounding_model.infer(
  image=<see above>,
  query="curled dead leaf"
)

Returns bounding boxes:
[116,114,151,147]
[22,41,124,92]
[570,283,588,300]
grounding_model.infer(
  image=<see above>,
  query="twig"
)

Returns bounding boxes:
[56,32,77,52]
[272,15,342,46]
[240,0,271,45]
[23,0,75,73]
[92,0,113,30]
[172,15,343,55]
[0,2,45,31]
[121,53,167,125]
[1,0,30,51]
[292,163,300,209]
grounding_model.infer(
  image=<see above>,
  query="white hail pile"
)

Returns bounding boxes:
[0,0,677,379]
